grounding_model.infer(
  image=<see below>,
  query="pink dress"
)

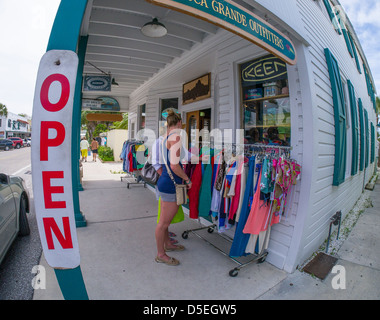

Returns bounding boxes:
[242,172,271,235]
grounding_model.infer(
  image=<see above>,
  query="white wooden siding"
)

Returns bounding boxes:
[124,0,377,273]
[293,0,377,268]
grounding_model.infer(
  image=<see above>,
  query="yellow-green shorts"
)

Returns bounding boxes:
[81,149,88,157]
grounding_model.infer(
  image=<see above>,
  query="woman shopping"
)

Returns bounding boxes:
[155,110,192,266]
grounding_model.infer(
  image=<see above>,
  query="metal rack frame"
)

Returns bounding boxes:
[181,221,269,277]
[120,172,146,189]
[120,139,147,188]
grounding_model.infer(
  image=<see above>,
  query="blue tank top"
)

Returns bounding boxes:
[157,133,183,194]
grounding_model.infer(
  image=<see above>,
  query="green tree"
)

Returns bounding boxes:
[376,96,380,114]
[112,113,128,129]
[93,123,109,137]
[0,103,8,117]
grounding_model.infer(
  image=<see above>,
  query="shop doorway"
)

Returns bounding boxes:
[185,108,211,151]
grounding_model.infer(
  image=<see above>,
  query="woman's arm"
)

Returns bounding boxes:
[168,133,191,185]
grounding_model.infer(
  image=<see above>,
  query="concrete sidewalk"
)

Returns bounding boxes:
[33,159,380,300]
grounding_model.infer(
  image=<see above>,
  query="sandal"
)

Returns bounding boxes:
[168,232,177,237]
[155,256,180,266]
[164,244,185,252]
[170,238,179,245]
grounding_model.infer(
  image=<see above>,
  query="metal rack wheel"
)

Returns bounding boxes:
[182,231,189,239]
[229,268,239,277]
[257,252,268,264]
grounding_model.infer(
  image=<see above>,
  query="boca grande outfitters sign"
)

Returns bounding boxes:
[32,50,80,269]
[146,0,297,65]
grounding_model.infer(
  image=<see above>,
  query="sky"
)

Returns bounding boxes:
[0,0,61,117]
[339,0,380,97]
[0,0,378,118]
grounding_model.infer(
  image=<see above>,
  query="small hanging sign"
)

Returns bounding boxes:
[83,75,111,91]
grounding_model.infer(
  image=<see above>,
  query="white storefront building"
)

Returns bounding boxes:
[32,0,377,290]
[0,111,31,139]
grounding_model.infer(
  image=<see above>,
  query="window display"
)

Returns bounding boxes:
[240,55,291,146]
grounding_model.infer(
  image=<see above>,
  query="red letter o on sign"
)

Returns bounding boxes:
[40,74,70,112]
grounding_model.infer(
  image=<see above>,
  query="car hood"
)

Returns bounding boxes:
[9,175,24,185]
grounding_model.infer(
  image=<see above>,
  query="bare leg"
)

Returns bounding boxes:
[155,200,179,261]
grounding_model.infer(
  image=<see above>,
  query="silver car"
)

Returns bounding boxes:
[0,173,30,265]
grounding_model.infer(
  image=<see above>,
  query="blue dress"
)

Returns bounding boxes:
[229,156,256,257]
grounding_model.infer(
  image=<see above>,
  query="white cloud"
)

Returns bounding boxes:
[0,0,60,116]
[339,0,380,93]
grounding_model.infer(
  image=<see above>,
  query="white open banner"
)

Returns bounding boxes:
[31,50,80,269]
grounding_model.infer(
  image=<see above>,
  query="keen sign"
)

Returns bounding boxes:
[241,55,288,85]
[31,50,80,269]
[146,0,297,65]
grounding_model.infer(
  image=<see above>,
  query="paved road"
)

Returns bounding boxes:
[0,147,42,300]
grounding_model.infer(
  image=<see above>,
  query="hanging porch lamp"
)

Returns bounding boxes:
[141,18,167,38]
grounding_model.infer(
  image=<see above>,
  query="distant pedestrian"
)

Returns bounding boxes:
[91,137,99,162]
[80,137,89,162]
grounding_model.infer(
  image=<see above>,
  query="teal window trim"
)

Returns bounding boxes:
[370,122,375,163]
[358,98,365,171]
[324,48,347,186]
[323,0,335,20]
[363,65,376,111]
[371,91,376,112]
[364,109,369,168]
[322,0,341,34]
[364,65,372,96]
[342,28,354,58]
[347,81,359,175]
[363,63,376,102]
[347,31,361,74]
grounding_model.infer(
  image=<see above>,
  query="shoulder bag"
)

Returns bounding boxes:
[141,161,159,185]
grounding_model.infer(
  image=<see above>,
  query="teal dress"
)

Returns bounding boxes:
[197,147,213,219]
[198,162,213,218]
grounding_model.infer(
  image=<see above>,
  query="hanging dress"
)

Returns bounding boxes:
[229,156,255,258]
[198,161,213,219]
[242,166,271,235]
[188,163,202,219]
[228,157,246,223]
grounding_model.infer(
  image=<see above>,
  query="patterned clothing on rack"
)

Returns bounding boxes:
[182,144,301,258]
[120,140,147,173]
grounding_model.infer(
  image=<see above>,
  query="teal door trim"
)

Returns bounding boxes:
[55,267,89,300]
[46,0,89,300]
[73,36,89,227]
[47,0,88,228]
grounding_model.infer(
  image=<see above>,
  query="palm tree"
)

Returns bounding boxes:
[0,103,8,117]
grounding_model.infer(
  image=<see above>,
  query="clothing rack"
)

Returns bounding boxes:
[181,221,270,277]
[120,139,147,188]
[181,142,297,277]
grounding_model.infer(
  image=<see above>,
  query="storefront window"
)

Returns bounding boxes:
[160,98,178,121]
[138,104,146,130]
[240,54,291,146]
[159,98,179,134]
